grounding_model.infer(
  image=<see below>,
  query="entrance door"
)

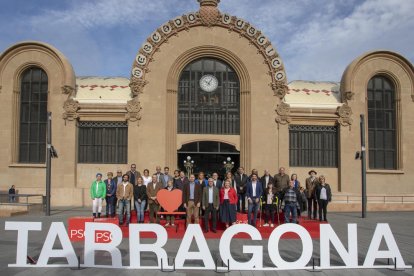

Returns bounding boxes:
[178,141,239,178]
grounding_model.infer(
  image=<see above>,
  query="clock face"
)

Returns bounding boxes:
[199,74,218,92]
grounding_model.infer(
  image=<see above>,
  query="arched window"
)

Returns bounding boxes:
[178,58,240,134]
[367,76,397,169]
[19,67,48,163]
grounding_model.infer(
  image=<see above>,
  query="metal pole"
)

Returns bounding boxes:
[360,114,367,218]
[46,112,52,216]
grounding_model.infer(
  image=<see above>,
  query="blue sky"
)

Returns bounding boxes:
[0,0,413,82]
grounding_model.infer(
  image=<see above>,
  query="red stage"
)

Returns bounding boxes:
[68,211,325,241]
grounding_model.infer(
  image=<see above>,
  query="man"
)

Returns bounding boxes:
[182,174,202,225]
[104,172,117,217]
[126,164,141,186]
[195,171,208,188]
[274,167,290,192]
[90,173,106,218]
[115,170,123,185]
[212,172,222,189]
[202,178,219,233]
[234,167,248,213]
[280,180,302,224]
[8,185,16,203]
[260,170,274,194]
[246,173,263,227]
[146,174,163,223]
[305,169,319,220]
[116,174,133,225]
[160,166,174,188]
[155,166,163,183]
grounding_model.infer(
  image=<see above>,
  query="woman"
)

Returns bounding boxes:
[219,180,238,228]
[90,173,106,218]
[164,179,176,227]
[291,173,300,190]
[261,183,277,227]
[134,176,147,223]
[315,175,332,222]
[225,171,236,191]
[142,169,152,186]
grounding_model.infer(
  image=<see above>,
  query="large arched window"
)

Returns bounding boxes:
[19,67,48,163]
[367,75,397,169]
[178,58,240,134]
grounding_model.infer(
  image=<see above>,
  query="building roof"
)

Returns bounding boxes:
[285,80,342,108]
[74,77,130,104]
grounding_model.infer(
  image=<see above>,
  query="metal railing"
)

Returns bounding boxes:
[0,193,45,205]
[334,195,414,204]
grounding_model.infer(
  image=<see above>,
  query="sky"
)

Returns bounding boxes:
[0,0,413,82]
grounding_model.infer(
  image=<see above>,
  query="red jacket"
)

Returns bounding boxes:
[219,187,238,205]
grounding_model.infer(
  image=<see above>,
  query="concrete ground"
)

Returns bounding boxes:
[0,208,413,276]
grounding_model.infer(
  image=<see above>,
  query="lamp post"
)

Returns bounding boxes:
[223,156,234,174]
[184,156,194,178]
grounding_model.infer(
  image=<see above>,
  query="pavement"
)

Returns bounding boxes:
[0,208,413,276]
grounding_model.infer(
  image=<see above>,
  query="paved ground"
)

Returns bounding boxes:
[0,208,413,276]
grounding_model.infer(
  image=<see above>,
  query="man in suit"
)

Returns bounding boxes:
[182,174,203,225]
[260,170,274,194]
[155,166,163,183]
[246,173,263,227]
[234,167,248,213]
[146,174,163,223]
[202,178,219,233]
[212,172,222,189]
[305,169,319,220]
[126,164,141,186]
[160,166,174,188]
[274,167,290,192]
[104,172,117,217]
[175,170,189,190]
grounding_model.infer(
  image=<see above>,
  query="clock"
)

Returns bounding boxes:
[199,74,218,92]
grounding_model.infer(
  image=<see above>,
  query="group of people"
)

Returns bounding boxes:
[89,164,332,231]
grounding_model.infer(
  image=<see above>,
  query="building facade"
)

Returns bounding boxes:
[0,0,413,207]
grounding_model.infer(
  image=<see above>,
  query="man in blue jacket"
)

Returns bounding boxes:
[246,173,263,227]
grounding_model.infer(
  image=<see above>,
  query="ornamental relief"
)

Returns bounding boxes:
[61,85,79,121]
[275,102,291,125]
[336,103,353,126]
[125,98,142,125]
[129,4,287,98]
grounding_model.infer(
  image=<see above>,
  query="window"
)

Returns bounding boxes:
[19,67,48,163]
[178,58,240,134]
[78,121,128,164]
[289,125,338,167]
[367,76,397,169]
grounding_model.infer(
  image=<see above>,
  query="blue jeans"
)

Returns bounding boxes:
[135,199,146,222]
[118,199,130,224]
[247,199,259,226]
[105,196,114,216]
[284,202,297,223]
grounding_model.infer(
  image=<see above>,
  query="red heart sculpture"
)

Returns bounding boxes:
[157,189,182,212]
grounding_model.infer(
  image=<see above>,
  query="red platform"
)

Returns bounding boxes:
[68,211,324,242]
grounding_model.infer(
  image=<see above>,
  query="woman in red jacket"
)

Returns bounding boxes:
[219,179,238,228]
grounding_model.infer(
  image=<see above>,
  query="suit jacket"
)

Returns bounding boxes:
[305,177,319,199]
[146,181,163,204]
[246,180,263,200]
[213,179,222,189]
[116,182,133,200]
[202,186,219,209]
[234,173,248,194]
[315,183,332,202]
[104,178,116,197]
[126,170,141,185]
[160,174,174,188]
[174,176,189,190]
[155,173,164,183]
[182,182,203,205]
[274,173,290,192]
[260,175,275,192]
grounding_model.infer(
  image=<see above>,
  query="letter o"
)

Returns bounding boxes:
[268,224,313,269]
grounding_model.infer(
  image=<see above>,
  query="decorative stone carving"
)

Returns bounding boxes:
[275,102,291,125]
[129,79,148,96]
[198,0,220,27]
[62,98,79,121]
[125,98,142,124]
[344,91,355,101]
[336,103,353,126]
[61,85,75,95]
[272,83,288,99]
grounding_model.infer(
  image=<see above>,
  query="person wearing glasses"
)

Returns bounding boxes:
[126,164,141,186]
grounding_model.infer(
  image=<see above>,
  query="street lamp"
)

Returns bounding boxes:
[184,156,194,177]
[223,156,234,174]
